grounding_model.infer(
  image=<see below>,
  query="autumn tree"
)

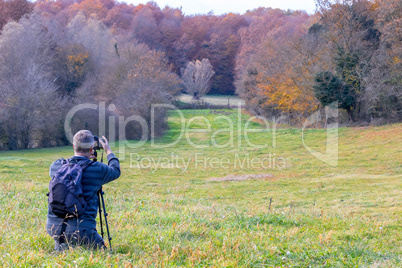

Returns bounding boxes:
[130,2,164,50]
[252,37,320,122]
[157,7,184,69]
[204,13,248,94]
[0,13,65,149]
[235,9,319,123]
[314,0,382,121]
[54,44,92,95]
[0,0,33,30]
[70,0,108,19]
[235,8,295,87]
[99,41,180,139]
[104,2,134,30]
[362,0,402,121]
[65,12,115,98]
[181,58,215,100]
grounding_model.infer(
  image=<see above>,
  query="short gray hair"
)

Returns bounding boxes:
[73,130,94,153]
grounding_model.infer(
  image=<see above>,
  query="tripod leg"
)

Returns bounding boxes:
[99,188,112,251]
[97,190,104,239]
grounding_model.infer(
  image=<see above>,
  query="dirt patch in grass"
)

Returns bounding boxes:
[207,173,275,182]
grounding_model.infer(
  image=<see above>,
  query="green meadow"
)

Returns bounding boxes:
[0,109,401,267]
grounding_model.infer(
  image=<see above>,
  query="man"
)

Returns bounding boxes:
[46,130,121,251]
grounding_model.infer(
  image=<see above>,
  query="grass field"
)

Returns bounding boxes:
[0,109,401,267]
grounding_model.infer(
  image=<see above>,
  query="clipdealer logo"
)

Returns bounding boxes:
[129,152,287,172]
[64,102,339,167]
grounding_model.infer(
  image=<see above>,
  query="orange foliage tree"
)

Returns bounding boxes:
[256,70,319,117]
[236,10,319,123]
[71,0,108,19]
[54,44,91,95]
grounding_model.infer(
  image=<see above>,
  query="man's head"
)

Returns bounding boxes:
[73,130,94,154]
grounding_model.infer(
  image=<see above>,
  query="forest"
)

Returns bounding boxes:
[0,0,401,150]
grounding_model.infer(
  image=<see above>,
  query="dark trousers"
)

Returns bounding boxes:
[47,223,106,251]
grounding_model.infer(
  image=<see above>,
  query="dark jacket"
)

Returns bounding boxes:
[46,153,120,230]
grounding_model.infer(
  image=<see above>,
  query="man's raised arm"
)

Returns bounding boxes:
[99,136,121,185]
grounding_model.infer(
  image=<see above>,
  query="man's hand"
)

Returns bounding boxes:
[99,136,113,155]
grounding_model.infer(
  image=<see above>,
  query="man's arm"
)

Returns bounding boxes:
[99,136,121,185]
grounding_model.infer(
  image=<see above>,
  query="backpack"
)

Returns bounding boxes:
[47,158,93,218]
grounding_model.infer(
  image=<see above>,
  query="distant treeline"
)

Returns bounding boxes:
[0,0,401,149]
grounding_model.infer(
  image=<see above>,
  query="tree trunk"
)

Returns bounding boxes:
[346,106,354,122]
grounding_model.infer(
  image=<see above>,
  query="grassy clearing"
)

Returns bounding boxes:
[0,109,401,267]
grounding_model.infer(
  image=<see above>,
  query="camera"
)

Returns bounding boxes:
[93,135,103,150]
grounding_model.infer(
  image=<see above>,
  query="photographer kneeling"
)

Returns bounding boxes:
[46,130,121,251]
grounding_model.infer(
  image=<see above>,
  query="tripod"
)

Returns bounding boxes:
[93,150,113,251]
